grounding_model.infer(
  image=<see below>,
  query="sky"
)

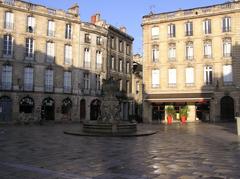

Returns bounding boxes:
[28,0,226,54]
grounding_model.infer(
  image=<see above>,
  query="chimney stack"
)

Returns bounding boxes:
[120,26,127,33]
[91,13,101,24]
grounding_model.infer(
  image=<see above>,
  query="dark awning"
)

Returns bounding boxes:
[145,93,213,103]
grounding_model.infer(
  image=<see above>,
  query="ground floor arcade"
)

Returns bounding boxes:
[0,92,134,123]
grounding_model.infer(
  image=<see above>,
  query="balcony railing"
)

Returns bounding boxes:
[152,84,159,88]
[96,63,102,70]
[1,82,12,90]
[186,56,194,60]
[63,86,72,93]
[222,27,231,32]
[185,83,195,87]
[204,55,212,59]
[25,53,35,61]
[24,84,33,91]
[46,56,55,63]
[45,85,53,92]
[224,81,233,86]
[26,26,35,33]
[223,53,231,58]
[3,0,15,5]
[2,50,13,58]
[168,33,176,38]
[185,31,193,36]
[47,30,55,37]
[4,22,14,30]
[168,83,177,88]
[84,61,91,69]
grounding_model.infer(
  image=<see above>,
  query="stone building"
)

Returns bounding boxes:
[0,0,134,122]
[142,0,240,123]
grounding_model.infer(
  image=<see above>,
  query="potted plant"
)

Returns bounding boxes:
[179,106,189,124]
[166,106,176,125]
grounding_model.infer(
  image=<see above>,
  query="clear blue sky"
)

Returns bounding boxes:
[29,0,225,54]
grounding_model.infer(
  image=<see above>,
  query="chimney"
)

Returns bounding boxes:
[120,26,127,33]
[91,13,101,24]
[68,3,79,15]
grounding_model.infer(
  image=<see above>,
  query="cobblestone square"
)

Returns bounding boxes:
[0,123,240,179]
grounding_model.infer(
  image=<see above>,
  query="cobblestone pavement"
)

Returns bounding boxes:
[0,123,240,179]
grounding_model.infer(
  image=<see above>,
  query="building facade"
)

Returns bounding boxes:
[142,1,240,123]
[0,0,134,123]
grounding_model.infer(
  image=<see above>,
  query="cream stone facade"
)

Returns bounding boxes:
[142,1,240,123]
[0,0,134,123]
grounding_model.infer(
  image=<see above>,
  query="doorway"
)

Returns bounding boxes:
[0,96,12,121]
[221,96,234,122]
[41,97,55,121]
[90,99,101,121]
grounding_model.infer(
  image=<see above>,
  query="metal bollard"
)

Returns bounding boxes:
[236,117,240,136]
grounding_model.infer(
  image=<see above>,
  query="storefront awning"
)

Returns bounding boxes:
[145,93,213,103]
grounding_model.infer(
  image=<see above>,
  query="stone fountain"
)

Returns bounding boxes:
[83,77,137,134]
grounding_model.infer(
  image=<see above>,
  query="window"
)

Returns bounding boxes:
[223,38,231,57]
[96,74,101,91]
[96,51,102,70]
[126,61,130,74]
[152,69,159,88]
[186,42,193,60]
[64,45,72,65]
[126,80,130,93]
[48,20,55,36]
[119,79,123,91]
[46,42,55,63]
[204,66,213,85]
[222,17,231,32]
[168,24,176,38]
[110,36,115,49]
[45,69,53,92]
[126,44,131,55]
[64,71,72,93]
[203,19,211,34]
[27,16,35,33]
[151,26,159,39]
[223,65,233,85]
[168,68,177,87]
[152,45,159,62]
[5,12,14,30]
[84,48,90,68]
[24,67,33,91]
[84,73,90,90]
[136,81,140,94]
[65,24,72,39]
[168,43,176,60]
[119,59,123,72]
[85,34,91,43]
[185,21,193,36]
[204,40,212,58]
[1,65,12,90]
[185,67,194,86]
[3,34,13,57]
[25,38,34,59]
[110,56,115,70]
[96,36,102,45]
[119,40,123,52]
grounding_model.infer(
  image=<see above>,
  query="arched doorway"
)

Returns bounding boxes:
[41,97,55,121]
[90,99,101,121]
[61,98,72,120]
[221,96,234,122]
[80,99,86,120]
[19,96,34,113]
[0,96,12,121]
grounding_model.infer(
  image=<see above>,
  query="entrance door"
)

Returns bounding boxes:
[152,105,165,121]
[41,97,55,121]
[221,96,234,122]
[90,99,101,120]
[0,96,12,121]
[80,99,86,120]
[19,96,34,113]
